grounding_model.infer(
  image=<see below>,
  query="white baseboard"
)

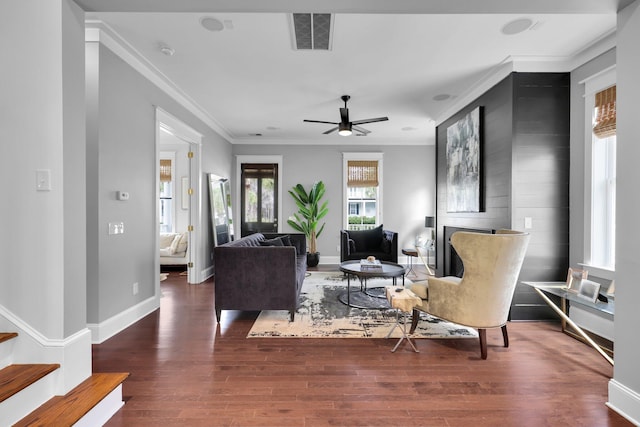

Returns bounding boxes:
[608,379,640,426]
[88,296,159,344]
[200,265,214,281]
[318,255,340,265]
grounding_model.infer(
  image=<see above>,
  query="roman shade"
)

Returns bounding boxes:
[160,159,172,182]
[347,160,378,187]
[593,85,616,139]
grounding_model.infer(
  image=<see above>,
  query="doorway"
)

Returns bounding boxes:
[240,163,278,236]
[156,108,203,285]
[235,155,283,238]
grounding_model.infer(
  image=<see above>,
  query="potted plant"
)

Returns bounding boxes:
[287,181,328,267]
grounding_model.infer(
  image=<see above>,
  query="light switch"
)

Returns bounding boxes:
[36,169,51,191]
[524,217,533,229]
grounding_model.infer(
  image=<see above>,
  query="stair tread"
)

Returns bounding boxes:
[13,372,129,427]
[0,364,60,403]
[0,332,18,344]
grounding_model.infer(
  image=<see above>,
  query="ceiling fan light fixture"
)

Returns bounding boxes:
[338,123,352,136]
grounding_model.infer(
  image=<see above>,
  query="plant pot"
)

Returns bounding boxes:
[306,252,320,267]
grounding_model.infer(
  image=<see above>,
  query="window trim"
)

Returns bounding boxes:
[581,67,616,279]
[342,152,383,229]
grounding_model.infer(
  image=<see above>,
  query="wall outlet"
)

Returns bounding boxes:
[132,282,139,295]
[108,222,124,235]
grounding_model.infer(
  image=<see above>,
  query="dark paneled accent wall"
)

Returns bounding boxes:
[435,72,570,320]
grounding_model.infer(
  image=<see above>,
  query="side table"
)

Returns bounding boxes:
[385,286,422,352]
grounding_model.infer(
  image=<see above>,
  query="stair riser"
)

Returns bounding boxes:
[0,340,15,369]
[0,370,57,427]
[73,384,125,427]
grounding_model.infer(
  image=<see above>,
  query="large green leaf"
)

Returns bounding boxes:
[287,180,328,253]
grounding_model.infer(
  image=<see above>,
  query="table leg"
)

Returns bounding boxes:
[387,310,419,353]
[533,288,613,366]
[406,256,414,276]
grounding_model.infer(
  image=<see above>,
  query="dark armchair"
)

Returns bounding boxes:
[340,225,398,263]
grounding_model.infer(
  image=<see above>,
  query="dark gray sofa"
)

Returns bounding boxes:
[213,232,307,322]
[340,225,398,263]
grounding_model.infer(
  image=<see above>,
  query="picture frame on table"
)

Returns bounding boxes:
[566,267,588,293]
[577,279,601,303]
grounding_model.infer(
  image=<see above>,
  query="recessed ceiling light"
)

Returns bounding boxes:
[433,94,451,101]
[200,16,225,32]
[501,18,534,35]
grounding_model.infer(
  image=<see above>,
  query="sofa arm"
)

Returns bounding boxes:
[340,230,352,262]
[383,230,398,263]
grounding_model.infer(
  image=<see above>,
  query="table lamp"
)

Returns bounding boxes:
[424,216,435,266]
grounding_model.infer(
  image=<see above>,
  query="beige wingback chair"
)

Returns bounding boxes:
[409,229,530,359]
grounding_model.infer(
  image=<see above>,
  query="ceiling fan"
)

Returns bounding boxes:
[304,95,389,136]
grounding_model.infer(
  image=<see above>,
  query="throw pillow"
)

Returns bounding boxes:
[351,224,383,252]
[168,234,182,255]
[175,233,188,254]
[259,237,285,247]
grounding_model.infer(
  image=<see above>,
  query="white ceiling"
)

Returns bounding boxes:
[77,0,628,145]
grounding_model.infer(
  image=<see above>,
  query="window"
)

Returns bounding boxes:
[159,157,174,233]
[343,154,383,230]
[584,74,616,272]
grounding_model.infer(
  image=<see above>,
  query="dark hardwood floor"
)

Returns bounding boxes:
[93,267,631,427]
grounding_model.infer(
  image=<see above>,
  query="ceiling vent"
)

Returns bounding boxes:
[291,13,333,50]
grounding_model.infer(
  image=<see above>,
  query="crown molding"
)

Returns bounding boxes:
[435,29,617,126]
[84,20,233,143]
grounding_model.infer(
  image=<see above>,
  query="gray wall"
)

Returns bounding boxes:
[232,144,435,259]
[85,41,232,323]
[1,0,87,339]
[613,0,640,416]
[569,48,616,269]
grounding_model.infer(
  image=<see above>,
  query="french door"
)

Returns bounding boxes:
[240,163,278,236]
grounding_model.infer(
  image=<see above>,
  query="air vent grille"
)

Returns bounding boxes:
[292,13,332,50]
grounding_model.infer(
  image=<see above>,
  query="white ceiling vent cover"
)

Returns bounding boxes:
[291,13,333,50]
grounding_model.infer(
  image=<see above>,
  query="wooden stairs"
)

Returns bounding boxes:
[0,332,128,426]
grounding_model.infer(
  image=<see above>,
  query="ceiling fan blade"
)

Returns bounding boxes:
[351,117,389,125]
[304,119,339,125]
[352,125,371,135]
[323,127,338,135]
[340,108,349,124]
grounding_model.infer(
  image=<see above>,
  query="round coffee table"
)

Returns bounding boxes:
[339,260,406,309]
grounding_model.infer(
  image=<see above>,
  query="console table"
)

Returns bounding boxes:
[522,281,614,365]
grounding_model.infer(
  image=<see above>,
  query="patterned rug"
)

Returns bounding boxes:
[247,272,478,339]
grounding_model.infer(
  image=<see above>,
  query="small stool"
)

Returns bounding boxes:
[402,248,418,277]
[385,286,422,353]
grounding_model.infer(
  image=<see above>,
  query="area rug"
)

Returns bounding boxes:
[247,272,478,339]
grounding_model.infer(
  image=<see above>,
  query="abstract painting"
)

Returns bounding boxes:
[446,106,482,212]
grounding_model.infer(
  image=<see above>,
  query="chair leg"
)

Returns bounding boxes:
[478,329,487,359]
[502,324,509,348]
[409,309,420,334]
